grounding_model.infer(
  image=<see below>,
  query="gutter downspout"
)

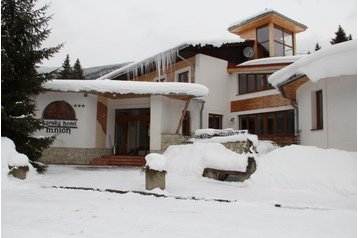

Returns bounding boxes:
[177,52,194,83]
[290,99,300,144]
[199,100,206,129]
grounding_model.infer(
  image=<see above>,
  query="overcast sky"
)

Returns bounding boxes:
[38,0,357,68]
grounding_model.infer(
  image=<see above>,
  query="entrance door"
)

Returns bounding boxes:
[115,108,150,156]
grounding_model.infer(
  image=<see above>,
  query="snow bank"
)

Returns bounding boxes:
[248,145,356,195]
[144,153,166,172]
[255,140,279,154]
[44,79,209,97]
[237,55,305,66]
[269,40,357,87]
[1,137,35,184]
[190,134,258,146]
[1,137,31,169]
[163,143,250,177]
[191,128,258,146]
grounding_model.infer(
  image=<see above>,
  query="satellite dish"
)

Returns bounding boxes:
[243,47,255,58]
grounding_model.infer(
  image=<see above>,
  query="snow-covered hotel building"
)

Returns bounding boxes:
[36,9,357,165]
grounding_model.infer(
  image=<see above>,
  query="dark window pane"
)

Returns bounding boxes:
[274,42,284,57]
[182,111,190,136]
[247,75,255,93]
[209,114,222,129]
[239,116,247,130]
[248,115,256,134]
[178,71,189,82]
[287,110,295,134]
[256,74,264,90]
[316,90,323,129]
[239,74,247,94]
[277,112,285,134]
[257,42,270,58]
[258,114,264,135]
[267,113,275,134]
[257,25,269,43]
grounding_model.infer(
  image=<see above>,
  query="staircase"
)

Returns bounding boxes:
[89,155,146,167]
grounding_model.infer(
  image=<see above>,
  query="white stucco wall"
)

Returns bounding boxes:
[297,75,357,151]
[195,54,231,128]
[35,92,98,148]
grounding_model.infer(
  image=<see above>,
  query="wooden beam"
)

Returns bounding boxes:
[175,98,191,134]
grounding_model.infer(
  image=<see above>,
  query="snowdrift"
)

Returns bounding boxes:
[248,145,356,195]
[162,142,250,177]
[1,137,35,183]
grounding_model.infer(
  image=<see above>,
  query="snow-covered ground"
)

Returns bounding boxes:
[2,138,357,238]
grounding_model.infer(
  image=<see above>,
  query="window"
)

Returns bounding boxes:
[256,25,270,58]
[178,71,189,83]
[182,111,191,136]
[209,114,223,129]
[314,90,323,130]
[274,25,293,56]
[238,73,274,95]
[239,110,295,136]
[42,101,76,120]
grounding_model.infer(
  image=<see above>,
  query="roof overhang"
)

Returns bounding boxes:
[276,74,309,100]
[228,62,292,73]
[228,10,307,35]
[43,80,209,99]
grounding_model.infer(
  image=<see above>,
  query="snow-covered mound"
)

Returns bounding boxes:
[1,137,35,183]
[248,145,356,195]
[163,143,250,177]
[145,153,166,172]
[255,140,279,154]
[1,137,31,170]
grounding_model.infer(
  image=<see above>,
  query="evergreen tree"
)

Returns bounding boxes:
[1,0,62,172]
[330,25,352,44]
[314,42,321,51]
[58,54,73,79]
[73,58,84,79]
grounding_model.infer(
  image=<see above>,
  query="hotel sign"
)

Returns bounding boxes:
[44,120,78,134]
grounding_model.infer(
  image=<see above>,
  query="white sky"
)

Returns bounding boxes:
[38,0,357,68]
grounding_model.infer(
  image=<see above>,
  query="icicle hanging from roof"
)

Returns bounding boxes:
[125,45,184,80]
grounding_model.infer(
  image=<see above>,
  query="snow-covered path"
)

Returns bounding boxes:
[2,166,356,238]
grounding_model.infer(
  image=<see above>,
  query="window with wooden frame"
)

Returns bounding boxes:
[182,111,191,136]
[238,73,274,95]
[274,25,294,56]
[314,90,323,130]
[256,24,270,58]
[239,110,295,136]
[208,114,223,129]
[178,71,189,83]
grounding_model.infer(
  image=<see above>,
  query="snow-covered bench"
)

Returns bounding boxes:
[202,157,256,182]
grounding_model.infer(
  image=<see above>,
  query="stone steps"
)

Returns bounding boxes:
[89,155,146,167]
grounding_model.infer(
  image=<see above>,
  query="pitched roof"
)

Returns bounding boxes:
[269,40,357,87]
[96,39,252,80]
[228,9,307,32]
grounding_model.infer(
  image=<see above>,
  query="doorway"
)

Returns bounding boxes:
[115,108,150,156]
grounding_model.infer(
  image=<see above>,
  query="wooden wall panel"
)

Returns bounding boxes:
[231,94,291,112]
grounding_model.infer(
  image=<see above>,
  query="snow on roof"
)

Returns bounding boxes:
[237,55,306,67]
[97,39,244,80]
[43,79,209,97]
[269,40,357,87]
[228,9,307,31]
